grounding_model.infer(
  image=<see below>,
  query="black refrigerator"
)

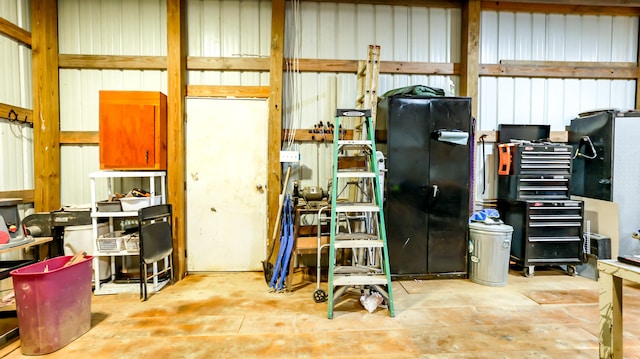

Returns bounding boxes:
[377,95,473,278]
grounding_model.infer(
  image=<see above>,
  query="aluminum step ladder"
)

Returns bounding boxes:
[327,108,395,319]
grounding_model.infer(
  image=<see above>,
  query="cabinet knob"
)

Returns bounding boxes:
[256,184,264,193]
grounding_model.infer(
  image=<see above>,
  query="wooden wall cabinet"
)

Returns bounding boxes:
[99,91,167,170]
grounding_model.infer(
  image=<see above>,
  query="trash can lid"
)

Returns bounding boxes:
[469,221,513,233]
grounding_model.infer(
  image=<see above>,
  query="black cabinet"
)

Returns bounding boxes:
[569,110,640,256]
[377,95,472,278]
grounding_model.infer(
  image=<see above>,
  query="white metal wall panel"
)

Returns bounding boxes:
[476,10,638,203]
[0,0,33,193]
[187,0,270,85]
[59,0,166,55]
[479,11,638,132]
[57,0,167,205]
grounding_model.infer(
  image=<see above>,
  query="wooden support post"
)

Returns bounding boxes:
[461,0,480,119]
[167,0,187,280]
[268,0,285,252]
[31,0,60,212]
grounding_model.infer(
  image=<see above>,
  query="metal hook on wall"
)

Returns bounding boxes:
[5,108,32,127]
[7,109,18,121]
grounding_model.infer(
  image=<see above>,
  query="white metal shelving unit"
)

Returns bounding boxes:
[89,170,167,295]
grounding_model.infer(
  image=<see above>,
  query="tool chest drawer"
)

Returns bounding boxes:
[497,199,584,277]
[498,174,571,200]
[498,143,572,176]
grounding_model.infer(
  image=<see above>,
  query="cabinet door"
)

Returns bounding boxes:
[99,91,167,170]
[427,98,471,274]
[384,97,431,275]
[100,103,156,169]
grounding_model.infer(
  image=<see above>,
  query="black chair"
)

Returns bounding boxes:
[137,204,174,301]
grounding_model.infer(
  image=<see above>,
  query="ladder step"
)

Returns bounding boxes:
[336,171,376,178]
[335,203,379,212]
[335,233,378,241]
[333,274,388,286]
[336,109,371,117]
[335,239,384,248]
[338,140,372,147]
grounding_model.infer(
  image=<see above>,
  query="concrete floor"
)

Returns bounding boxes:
[2,266,640,358]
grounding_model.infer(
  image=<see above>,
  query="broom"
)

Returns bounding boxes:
[262,166,291,283]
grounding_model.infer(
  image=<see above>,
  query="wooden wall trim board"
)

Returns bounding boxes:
[0,17,31,47]
[282,129,355,142]
[57,54,637,80]
[481,2,640,16]
[59,131,98,144]
[302,0,640,15]
[186,85,270,98]
[480,62,638,79]
[301,0,462,7]
[0,190,34,203]
[61,129,572,146]
[475,130,568,143]
[166,0,188,280]
[0,103,33,124]
[31,0,60,213]
[58,54,166,70]
[59,55,458,75]
[188,56,270,71]
[268,0,285,254]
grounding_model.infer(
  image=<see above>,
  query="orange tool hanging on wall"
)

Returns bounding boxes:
[498,143,516,175]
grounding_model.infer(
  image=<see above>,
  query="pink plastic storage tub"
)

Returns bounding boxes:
[10,255,93,355]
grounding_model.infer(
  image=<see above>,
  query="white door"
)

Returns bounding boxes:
[185,98,268,271]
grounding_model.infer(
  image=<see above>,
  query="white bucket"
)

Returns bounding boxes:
[64,223,111,281]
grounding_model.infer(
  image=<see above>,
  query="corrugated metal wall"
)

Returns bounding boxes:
[479,12,637,130]
[3,1,639,206]
[0,0,33,194]
[58,0,168,205]
[476,11,638,201]
[283,2,461,190]
[186,0,271,85]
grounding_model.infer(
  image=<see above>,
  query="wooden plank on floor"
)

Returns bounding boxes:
[0,339,21,357]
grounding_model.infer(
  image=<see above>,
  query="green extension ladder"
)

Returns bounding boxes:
[327,109,395,319]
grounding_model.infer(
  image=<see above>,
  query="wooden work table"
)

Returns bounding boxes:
[598,259,640,358]
[0,236,53,254]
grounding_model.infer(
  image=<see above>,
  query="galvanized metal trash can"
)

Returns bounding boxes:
[468,222,513,287]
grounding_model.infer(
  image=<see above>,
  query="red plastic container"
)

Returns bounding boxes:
[10,255,93,355]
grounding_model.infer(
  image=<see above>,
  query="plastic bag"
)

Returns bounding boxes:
[360,292,383,313]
